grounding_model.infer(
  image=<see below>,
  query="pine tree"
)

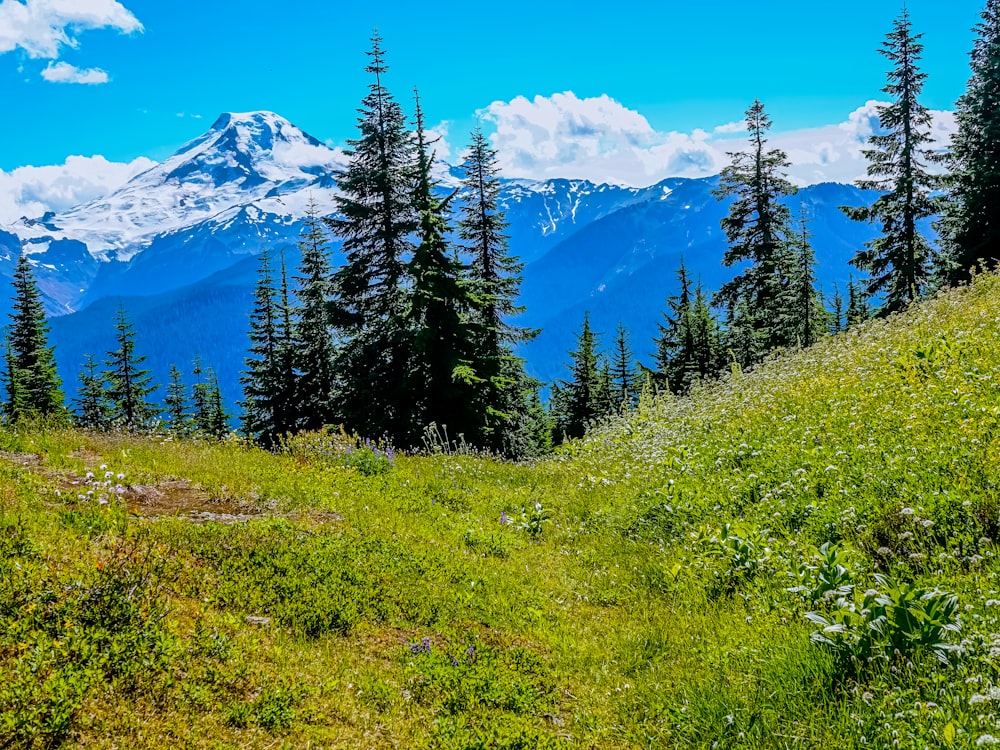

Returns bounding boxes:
[275,252,298,437]
[240,247,293,447]
[104,305,159,432]
[553,313,604,440]
[407,92,481,446]
[293,201,338,432]
[843,8,940,312]
[165,364,189,434]
[240,247,275,442]
[829,284,844,335]
[724,300,763,371]
[790,207,826,347]
[655,261,694,392]
[327,32,417,440]
[713,100,798,355]
[656,263,723,393]
[690,281,724,382]
[937,0,1000,283]
[191,356,211,435]
[610,322,636,410]
[5,253,65,421]
[523,384,553,456]
[73,354,110,430]
[846,278,872,329]
[205,368,229,439]
[458,125,535,454]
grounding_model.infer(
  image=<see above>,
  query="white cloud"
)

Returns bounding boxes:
[0,154,155,224]
[479,92,958,187]
[41,60,106,84]
[0,0,141,58]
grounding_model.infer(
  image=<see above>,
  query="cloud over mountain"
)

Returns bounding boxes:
[0,154,154,223]
[483,93,957,187]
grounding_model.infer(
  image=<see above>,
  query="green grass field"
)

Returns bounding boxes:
[4,273,1000,749]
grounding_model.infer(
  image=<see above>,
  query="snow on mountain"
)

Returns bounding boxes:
[0,109,886,407]
[10,111,345,264]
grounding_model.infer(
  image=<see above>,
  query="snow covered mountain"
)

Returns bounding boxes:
[0,111,881,407]
[4,111,345,313]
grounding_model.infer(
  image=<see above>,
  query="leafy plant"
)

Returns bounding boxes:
[806,573,961,672]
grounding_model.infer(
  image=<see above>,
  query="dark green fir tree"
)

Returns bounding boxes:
[73,354,110,430]
[458,125,535,455]
[790,207,826,347]
[407,91,480,446]
[713,99,798,356]
[937,0,1000,283]
[103,305,159,432]
[829,284,845,335]
[5,253,66,421]
[843,8,940,312]
[327,32,417,440]
[165,364,189,435]
[240,247,295,447]
[610,322,637,410]
[293,201,338,432]
[553,312,604,440]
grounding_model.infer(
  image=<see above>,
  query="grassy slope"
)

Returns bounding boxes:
[4,274,1000,748]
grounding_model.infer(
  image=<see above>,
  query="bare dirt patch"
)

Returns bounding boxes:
[1,451,342,526]
[123,479,257,522]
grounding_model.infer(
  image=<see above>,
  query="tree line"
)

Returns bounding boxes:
[4,1,1000,453]
[515,1,1000,442]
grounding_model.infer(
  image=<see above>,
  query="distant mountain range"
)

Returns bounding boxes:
[0,111,882,410]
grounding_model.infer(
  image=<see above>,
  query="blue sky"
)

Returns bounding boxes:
[0,0,989,218]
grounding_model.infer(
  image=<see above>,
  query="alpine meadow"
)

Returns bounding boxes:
[5,1,1000,748]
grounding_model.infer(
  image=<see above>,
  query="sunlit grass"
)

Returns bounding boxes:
[4,273,1000,747]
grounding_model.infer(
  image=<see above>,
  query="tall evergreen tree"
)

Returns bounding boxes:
[713,100,798,355]
[690,281,724,382]
[293,201,338,432]
[165,364,189,435]
[656,263,724,393]
[790,207,826,347]
[191,356,212,435]
[846,278,873,329]
[553,313,605,440]
[829,284,845,335]
[407,92,481,445]
[327,32,417,440]
[655,260,694,392]
[610,322,637,410]
[458,125,535,454]
[205,368,229,439]
[103,305,159,432]
[73,354,109,430]
[240,247,294,447]
[523,384,553,456]
[5,253,65,421]
[937,0,1000,283]
[843,8,940,312]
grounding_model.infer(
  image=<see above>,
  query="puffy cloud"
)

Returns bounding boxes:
[0,0,141,58]
[41,60,107,84]
[0,154,155,224]
[479,93,958,187]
